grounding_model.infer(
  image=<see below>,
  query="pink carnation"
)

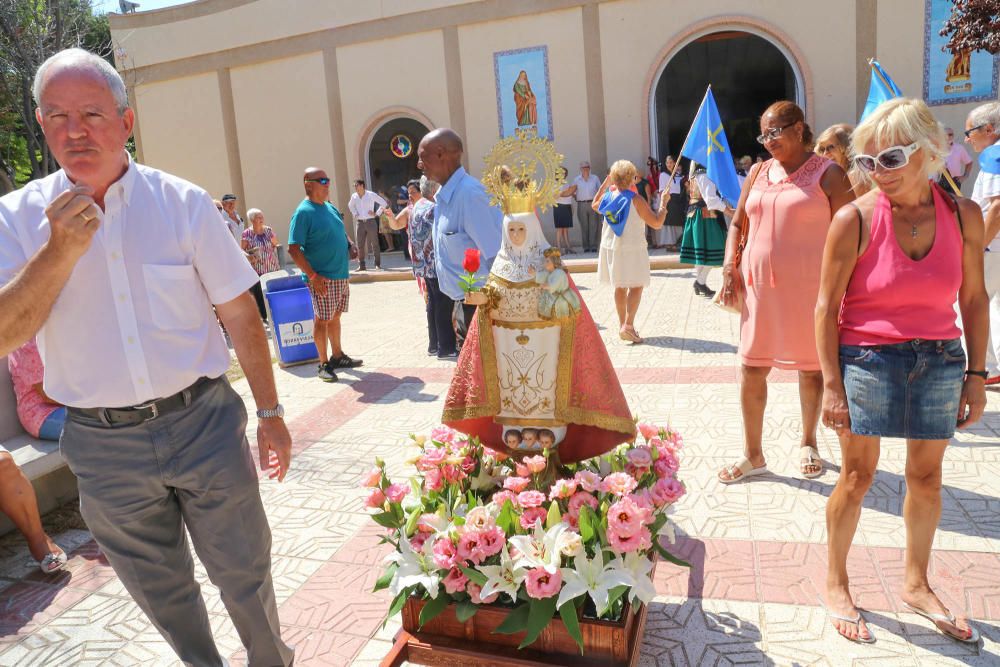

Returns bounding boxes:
[361,467,381,488]
[385,483,410,504]
[418,446,448,469]
[491,489,518,509]
[574,470,602,493]
[549,478,578,501]
[627,448,653,469]
[467,581,499,605]
[515,463,530,477]
[479,525,505,558]
[504,476,530,493]
[601,472,639,496]
[524,567,562,599]
[517,490,547,509]
[567,491,599,518]
[650,477,685,506]
[654,451,680,479]
[432,538,459,570]
[519,507,548,530]
[630,490,654,511]
[410,532,430,551]
[523,455,547,474]
[607,496,652,538]
[424,468,444,492]
[607,526,652,553]
[443,567,469,594]
[430,426,458,444]
[458,531,487,565]
[637,422,660,441]
[364,488,386,508]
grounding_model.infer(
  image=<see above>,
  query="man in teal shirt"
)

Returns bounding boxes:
[288,167,362,382]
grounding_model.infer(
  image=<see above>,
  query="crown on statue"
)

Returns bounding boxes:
[482,128,564,215]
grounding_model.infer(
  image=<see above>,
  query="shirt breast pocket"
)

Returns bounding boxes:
[143,263,205,330]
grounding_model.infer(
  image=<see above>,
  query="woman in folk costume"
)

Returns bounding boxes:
[443,137,635,464]
[680,164,730,297]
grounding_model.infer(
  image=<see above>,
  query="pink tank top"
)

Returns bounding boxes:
[839,184,963,346]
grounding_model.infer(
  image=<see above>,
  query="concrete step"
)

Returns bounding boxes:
[0,435,77,536]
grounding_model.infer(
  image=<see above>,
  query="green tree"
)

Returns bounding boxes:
[940,0,1000,55]
[0,0,111,193]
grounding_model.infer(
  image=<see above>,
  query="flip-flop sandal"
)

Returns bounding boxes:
[902,602,980,643]
[718,458,768,485]
[37,551,67,574]
[823,606,877,644]
[800,446,824,479]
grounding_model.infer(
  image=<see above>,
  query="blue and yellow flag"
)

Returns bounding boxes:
[680,87,741,206]
[861,59,902,121]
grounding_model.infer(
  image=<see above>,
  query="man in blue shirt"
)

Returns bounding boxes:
[418,129,502,348]
[288,167,362,382]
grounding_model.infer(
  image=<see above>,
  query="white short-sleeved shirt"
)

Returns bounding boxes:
[0,158,258,408]
[973,139,1000,251]
[572,174,601,201]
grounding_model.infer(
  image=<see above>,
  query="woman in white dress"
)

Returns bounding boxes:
[593,160,670,343]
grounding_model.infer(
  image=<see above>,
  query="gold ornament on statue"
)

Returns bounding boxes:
[482,127,564,215]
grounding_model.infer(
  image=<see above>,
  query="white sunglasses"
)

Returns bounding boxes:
[854,142,919,172]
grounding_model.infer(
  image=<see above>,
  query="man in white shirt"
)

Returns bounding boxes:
[966,103,1000,383]
[347,179,389,270]
[571,161,601,252]
[944,127,973,189]
[220,192,244,242]
[0,49,293,666]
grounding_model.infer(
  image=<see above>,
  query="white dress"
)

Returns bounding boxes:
[597,205,650,288]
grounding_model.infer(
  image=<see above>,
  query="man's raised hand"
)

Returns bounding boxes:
[45,185,101,260]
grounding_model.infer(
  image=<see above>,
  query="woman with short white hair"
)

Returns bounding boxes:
[815,97,988,645]
[240,207,280,321]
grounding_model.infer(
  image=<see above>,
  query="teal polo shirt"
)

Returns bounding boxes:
[288,199,350,280]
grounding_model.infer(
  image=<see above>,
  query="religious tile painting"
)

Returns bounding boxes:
[494,45,553,140]
[922,0,998,106]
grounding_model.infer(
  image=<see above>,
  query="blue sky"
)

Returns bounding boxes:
[94,0,192,14]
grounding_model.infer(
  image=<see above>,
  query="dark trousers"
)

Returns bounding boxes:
[356,218,380,266]
[425,277,457,356]
[249,281,267,320]
[453,301,477,350]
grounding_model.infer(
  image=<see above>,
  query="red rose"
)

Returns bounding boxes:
[462,248,481,273]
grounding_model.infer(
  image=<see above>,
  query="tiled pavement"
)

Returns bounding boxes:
[1,268,999,665]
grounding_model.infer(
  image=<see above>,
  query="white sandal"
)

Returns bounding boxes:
[37,551,67,574]
[903,602,980,644]
[800,446,824,479]
[718,458,768,485]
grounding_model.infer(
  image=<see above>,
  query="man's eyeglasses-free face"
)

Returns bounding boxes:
[964,124,986,138]
[854,142,919,172]
[305,178,331,185]
[756,123,794,145]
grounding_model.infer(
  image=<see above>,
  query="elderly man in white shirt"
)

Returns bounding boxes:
[347,178,389,270]
[571,160,602,252]
[0,49,293,666]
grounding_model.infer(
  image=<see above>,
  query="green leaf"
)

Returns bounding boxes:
[373,562,398,592]
[493,603,531,635]
[545,501,562,529]
[654,541,692,568]
[497,500,516,534]
[383,587,411,628]
[605,585,629,615]
[458,563,488,587]
[578,505,595,543]
[455,600,479,623]
[371,511,402,529]
[558,600,584,654]
[418,591,450,628]
[518,595,559,648]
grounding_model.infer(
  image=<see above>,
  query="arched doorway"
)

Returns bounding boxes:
[365,117,429,198]
[651,31,800,162]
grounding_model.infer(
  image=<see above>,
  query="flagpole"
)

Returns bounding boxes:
[665,85,712,187]
[868,59,962,196]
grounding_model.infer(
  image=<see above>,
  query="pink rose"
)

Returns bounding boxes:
[637,422,660,441]
[519,507,547,530]
[517,490,547,509]
[418,446,448,469]
[601,472,639,496]
[549,478,578,501]
[385,483,410,504]
[627,448,653,469]
[607,526,652,553]
[467,581,499,605]
[432,537,459,570]
[523,455,547,474]
[361,467,382,488]
[654,451,680,479]
[457,530,486,565]
[524,566,562,599]
[479,526,505,557]
[364,488,386,508]
[460,455,476,473]
[607,496,652,538]
[567,491,599,518]
[650,477,685,506]
[410,532,430,551]
[504,476,530,493]
[574,470,602,493]
[515,463,531,477]
[424,468,444,492]
[630,490,654,511]
[443,567,469,594]
[491,489,518,509]
[430,425,458,444]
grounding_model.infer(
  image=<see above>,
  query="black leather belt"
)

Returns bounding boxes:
[68,376,219,428]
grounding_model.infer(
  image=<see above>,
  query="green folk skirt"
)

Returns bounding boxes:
[679,205,726,267]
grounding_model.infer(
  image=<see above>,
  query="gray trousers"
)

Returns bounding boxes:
[355,218,380,266]
[61,377,293,667]
[576,201,600,250]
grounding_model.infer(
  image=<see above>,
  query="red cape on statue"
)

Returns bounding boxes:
[441,277,635,463]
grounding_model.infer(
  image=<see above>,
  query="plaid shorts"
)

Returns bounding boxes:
[309,278,349,319]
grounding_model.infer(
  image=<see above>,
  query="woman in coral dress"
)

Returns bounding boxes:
[717,101,854,483]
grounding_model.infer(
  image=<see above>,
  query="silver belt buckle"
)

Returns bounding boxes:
[134,400,160,420]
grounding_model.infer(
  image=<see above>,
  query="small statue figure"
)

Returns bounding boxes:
[529,248,581,320]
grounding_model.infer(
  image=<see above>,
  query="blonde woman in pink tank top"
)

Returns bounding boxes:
[816,98,988,645]
[717,102,853,484]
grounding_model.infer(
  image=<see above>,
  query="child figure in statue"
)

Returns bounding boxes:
[531,248,581,320]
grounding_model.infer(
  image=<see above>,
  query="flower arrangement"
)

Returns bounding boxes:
[362,422,688,652]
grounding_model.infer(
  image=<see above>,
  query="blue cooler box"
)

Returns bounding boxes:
[260,269,319,367]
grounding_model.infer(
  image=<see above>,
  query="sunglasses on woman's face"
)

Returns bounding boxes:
[854,142,919,172]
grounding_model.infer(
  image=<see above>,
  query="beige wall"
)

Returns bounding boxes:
[231,52,337,243]
[134,72,232,197]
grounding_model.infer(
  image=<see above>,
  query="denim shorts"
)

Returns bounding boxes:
[839,338,965,440]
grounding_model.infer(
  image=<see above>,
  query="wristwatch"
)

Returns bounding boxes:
[256,403,285,419]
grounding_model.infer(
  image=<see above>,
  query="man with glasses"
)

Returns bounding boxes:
[966,102,1000,384]
[347,179,389,271]
[288,168,363,382]
[942,127,973,189]
[571,161,602,252]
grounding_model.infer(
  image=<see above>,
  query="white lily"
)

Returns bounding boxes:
[556,547,633,613]
[476,543,527,603]
[508,521,569,574]
[657,505,676,544]
[611,551,657,606]
[387,535,442,599]
[468,463,499,491]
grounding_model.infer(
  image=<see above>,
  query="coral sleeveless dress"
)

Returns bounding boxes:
[739,154,834,370]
